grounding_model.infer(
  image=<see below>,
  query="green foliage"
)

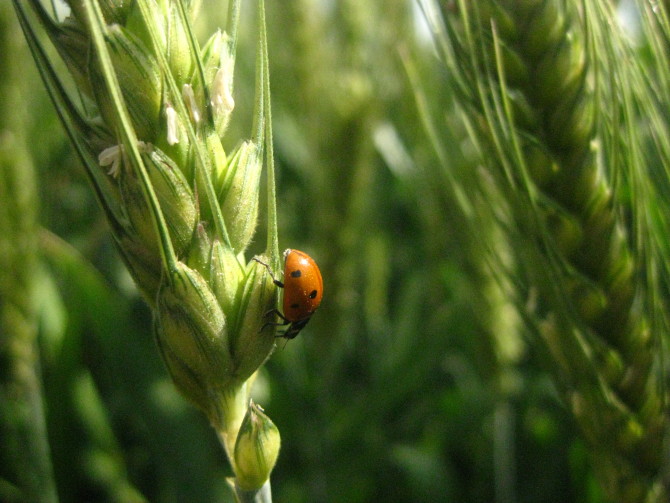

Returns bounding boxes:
[0,3,57,501]
[2,1,669,502]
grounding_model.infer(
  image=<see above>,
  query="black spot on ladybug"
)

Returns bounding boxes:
[290,303,300,309]
[290,269,302,278]
[309,289,317,299]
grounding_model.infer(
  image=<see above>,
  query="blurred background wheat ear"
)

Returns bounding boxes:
[414,0,670,501]
[1,0,670,502]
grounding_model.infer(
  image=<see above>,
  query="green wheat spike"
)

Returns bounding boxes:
[13,0,282,499]
[422,0,670,500]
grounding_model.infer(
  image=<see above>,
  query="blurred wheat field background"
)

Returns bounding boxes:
[1,1,669,502]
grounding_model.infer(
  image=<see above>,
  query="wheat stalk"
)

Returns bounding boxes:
[420,0,670,500]
[14,0,282,499]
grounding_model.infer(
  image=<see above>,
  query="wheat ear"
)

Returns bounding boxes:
[423,0,670,500]
[14,0,282,499]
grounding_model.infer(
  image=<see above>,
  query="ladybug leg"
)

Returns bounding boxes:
[252,257,284,288]
[277,318,310,340]
[262,308,291,324]
[259,308,290,333]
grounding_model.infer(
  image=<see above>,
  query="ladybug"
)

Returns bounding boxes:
[254,249,323,339]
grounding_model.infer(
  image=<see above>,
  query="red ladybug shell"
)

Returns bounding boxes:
[281,249,323,323]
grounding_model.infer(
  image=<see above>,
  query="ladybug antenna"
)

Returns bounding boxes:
[252,256,284,288]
